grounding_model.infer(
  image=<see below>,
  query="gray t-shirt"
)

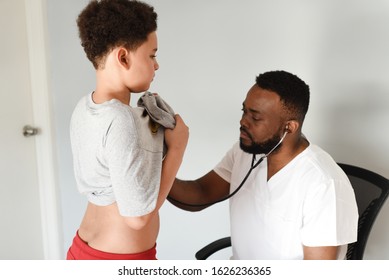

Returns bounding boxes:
[70,93,164,217]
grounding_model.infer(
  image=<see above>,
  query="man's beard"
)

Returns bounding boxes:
[239,127,283,155]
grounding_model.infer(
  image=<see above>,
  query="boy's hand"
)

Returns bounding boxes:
[164,114,189,153]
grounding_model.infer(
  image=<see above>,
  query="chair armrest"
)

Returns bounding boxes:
[195,237,231,260]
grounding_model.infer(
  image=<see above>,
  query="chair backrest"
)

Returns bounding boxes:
[338,163,389,259]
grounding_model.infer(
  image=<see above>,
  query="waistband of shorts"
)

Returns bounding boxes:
[71,231,157,260]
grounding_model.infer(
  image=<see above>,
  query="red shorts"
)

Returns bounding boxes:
[66,231,157,260]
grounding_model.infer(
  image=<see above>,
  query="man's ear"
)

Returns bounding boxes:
[285,120,300,134]
[117,47,130,69]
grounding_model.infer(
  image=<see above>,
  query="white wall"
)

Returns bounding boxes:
[47,0,389,259]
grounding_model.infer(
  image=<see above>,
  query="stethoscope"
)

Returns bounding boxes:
[168,130,288,207]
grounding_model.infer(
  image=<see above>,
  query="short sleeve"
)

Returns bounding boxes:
[213,142,240,183]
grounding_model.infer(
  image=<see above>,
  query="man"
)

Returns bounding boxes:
[168,70,358,260]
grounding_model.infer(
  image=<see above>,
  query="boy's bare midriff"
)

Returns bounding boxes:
[78,202,159,254]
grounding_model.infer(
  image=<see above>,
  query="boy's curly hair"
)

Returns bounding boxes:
[77,0,157,69]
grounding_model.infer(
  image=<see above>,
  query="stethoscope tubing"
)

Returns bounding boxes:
[167,131,288,208]
[167,154,264,207]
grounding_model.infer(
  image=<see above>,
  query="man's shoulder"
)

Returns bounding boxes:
[296,144,349,183]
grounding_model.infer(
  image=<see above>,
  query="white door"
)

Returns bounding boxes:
[0,0,61,259]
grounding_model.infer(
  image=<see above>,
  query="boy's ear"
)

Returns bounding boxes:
[117,47,130,68]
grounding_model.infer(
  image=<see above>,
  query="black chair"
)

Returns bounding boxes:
[195,163,389,260]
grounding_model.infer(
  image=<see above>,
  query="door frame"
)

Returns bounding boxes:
[24,0,63,259]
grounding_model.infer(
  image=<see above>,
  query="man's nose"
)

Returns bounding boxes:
[240,115,249,128]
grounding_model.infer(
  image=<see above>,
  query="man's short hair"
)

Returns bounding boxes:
[256,70,310,123]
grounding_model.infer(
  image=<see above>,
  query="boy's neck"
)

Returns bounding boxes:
[92,88,131,105]
[94,70,131,105]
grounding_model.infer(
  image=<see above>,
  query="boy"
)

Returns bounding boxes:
[67,0,189,260]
